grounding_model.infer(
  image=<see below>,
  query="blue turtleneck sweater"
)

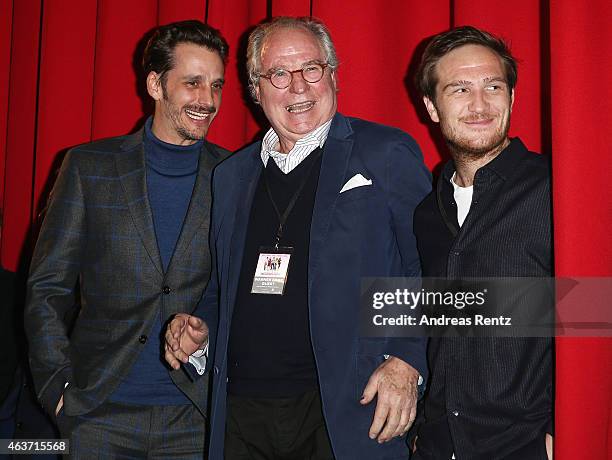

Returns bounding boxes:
[109,118,200,405]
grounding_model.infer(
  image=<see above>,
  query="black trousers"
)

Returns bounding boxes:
[225,390,334,460]
[57,401,205,459]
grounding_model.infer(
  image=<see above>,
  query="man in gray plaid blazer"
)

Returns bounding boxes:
[25,20,230,458]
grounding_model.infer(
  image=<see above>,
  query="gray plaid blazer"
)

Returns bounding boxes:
[25,128,230,418]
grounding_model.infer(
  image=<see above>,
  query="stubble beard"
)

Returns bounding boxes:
[442,114,511,161]
[163,90,215,142]
[169,104,215,142]
[175,121,204,142]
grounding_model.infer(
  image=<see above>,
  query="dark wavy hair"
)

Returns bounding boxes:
[143,20,229,91]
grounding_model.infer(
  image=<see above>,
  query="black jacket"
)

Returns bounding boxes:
[413,138,553,460]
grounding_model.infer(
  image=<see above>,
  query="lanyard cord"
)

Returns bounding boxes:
[263,148,323,249]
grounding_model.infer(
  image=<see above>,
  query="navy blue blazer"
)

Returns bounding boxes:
[197,113,432,459]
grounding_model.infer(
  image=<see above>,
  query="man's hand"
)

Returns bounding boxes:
[360,356,419,443]
[164,313,208,370]
[55,395,64,417]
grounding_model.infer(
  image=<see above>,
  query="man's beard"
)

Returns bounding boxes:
[160,81,216,142]
[164,96,216,142]
[442,113,511,160]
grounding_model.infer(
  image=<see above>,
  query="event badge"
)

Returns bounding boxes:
[251,246,293,295]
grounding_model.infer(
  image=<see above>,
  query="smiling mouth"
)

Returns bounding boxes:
[286,101,315,113]
[462,114,495,125]
[185,108,214,121]
[465,120,492,126]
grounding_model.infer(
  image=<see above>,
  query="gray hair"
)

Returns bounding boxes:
[246,16,339,101]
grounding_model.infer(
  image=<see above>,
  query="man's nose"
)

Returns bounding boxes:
[288,71,309,94]
[468,89,489,113]
[197,85,214,106]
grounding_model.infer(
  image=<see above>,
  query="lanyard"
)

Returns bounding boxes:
[263,148,323,249]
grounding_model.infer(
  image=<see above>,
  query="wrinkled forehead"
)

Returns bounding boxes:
[260,27,326,70]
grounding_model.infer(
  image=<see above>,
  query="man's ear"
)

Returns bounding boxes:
[331,69,338,92]
[423,96,440,123]
[510,89,515,112]
[253,83,261,104]
[146,72,163,101]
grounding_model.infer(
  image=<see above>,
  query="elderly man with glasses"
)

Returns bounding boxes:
[165,16,431,460]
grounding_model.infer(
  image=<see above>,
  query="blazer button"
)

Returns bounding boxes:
[162,286,171,295]
[214,366,219,375]
[139,335,147,344]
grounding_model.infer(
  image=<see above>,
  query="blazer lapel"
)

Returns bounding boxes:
[169,141,219,267]
[115,131,164,276]
[226,148,262,320]
[309,113,353,293]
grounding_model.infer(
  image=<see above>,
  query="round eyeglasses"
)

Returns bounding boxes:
[259,63,329,89]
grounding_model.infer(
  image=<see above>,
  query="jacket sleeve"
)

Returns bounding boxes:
[185,243,219,380]
[24,150,85,416]
[383,133,432,382]
[185,166,223,379]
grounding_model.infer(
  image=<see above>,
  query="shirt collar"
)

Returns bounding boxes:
[260,118,333,173]
[443,137,529,184]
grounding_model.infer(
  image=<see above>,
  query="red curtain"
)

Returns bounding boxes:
[1,0,610,457]
[550,2,612,457]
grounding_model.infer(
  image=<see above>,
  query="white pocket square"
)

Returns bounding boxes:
[340,174,373,193]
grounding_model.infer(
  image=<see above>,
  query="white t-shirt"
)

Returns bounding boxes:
[451,172,474,227]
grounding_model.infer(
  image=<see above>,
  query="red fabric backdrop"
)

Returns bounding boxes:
[1,1,610,457]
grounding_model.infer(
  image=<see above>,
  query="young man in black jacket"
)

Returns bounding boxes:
[412,26,553,460]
